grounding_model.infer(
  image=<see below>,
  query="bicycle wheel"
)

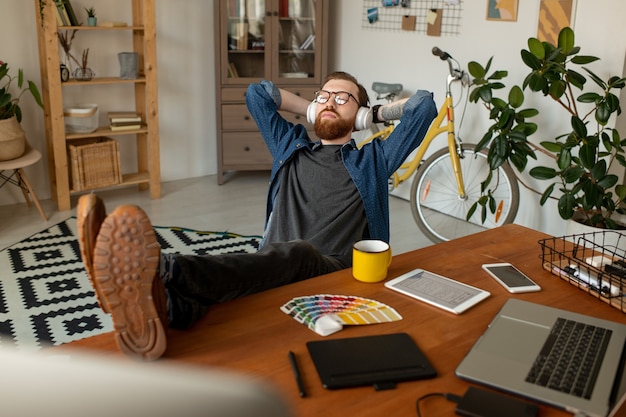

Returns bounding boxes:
[410,144,519,243]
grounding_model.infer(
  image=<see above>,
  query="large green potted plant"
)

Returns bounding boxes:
[0,60,43,160]
[467,27,626,230]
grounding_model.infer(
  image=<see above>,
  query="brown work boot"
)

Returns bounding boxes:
[76,194,109,313]
[93,205,168,361]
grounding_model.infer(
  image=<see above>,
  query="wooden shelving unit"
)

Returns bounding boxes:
[33,0,160,211]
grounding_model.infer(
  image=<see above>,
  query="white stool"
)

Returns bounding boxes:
[0,143,47,221]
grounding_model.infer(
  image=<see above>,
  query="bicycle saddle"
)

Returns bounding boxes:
[371,82,403,95]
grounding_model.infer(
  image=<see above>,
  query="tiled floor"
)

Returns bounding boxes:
[0,171,434,253]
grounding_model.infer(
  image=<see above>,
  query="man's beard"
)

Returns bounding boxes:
[314,109,354,140]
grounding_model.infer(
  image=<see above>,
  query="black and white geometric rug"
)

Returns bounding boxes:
[0,218,261,351]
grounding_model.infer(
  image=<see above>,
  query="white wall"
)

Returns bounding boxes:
[4,0,626,237]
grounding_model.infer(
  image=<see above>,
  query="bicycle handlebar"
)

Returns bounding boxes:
[431,46,451,61]
[432,46,467,85]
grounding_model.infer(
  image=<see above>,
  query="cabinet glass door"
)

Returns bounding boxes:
[225,0,267,80]
[275,0,319,82]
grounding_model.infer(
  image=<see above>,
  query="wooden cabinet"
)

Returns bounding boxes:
[214,0,329,184]
[33,0,160,211]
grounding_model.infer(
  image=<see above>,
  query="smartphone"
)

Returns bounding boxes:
[481,263,541,293]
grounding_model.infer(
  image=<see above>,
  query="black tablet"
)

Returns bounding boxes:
[306,332,436,390]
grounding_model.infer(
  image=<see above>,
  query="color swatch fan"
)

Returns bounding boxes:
[280,294,402,336]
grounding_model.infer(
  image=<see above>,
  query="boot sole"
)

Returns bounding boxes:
[93,205,167,361]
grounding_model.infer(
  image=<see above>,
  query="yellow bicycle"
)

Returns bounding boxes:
[362,47,520,243]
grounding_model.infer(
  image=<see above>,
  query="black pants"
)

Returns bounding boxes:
[166,240,345,328]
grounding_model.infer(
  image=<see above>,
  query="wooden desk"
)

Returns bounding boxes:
[62,225,626,416]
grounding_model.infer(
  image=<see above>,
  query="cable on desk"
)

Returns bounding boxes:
[415,392,462,416]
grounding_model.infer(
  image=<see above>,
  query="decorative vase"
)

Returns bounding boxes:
[73,67,95,81]
[0,116,27,161]
[118,52,139,79]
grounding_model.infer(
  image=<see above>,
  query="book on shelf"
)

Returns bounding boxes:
[288,0,303,18]
[110,124,142,132]
[234,22,249,50]
[110,120,142,127]
[279,0,289,17]
[107,111,142,123]
[53,5,64,26]
[227,62,239,78]
[62,0,79,26]
[55,2,70,26]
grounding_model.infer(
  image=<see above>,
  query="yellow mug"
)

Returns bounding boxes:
[352,240,392,283]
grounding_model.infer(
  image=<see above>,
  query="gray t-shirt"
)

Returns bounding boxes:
[263,144,368,267]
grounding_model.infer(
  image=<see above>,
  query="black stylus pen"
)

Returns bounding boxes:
[288,351,307,397]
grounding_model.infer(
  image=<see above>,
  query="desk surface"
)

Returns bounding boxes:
[61,224,626,416]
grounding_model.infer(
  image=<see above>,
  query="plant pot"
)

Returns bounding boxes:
[73,67,95,81]
[88,17,97,26]
[0,116,27,161]
[118,52,139,79]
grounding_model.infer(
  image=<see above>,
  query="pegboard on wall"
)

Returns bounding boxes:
[362,0,463,36]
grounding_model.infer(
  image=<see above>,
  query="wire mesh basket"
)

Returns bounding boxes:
[539,230,626,313]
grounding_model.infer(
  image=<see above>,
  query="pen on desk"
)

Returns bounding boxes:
[288,351,307,398]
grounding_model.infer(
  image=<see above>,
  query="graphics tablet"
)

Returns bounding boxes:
[385,268,490,314]
[306,332,436,390]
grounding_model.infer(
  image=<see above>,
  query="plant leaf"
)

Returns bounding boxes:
[540,183,555,205]
[530,166,558,180]
[579,142,597,169]
[557,27,575,53]
[571,116,587,138]
[590,159,607,180]
[557,193,576,219]
[508,85,524,108]
[527,38,545,59]
[598,174,618,189]
[468,61,486,78]
[540,141,562,152]
[466,201,478,221]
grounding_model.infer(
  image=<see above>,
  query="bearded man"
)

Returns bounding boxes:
[76,72,437,360]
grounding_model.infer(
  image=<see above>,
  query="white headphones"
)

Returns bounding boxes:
[306,101,373,131]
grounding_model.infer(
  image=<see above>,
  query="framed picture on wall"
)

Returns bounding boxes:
[486,0,519,21]
[537,0,576,44]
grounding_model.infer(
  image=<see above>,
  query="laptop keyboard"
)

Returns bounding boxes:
[526,317,612,399]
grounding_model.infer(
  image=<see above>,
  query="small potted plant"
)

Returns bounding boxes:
[85,6,97,26]
[467,27,626,230]
[0,61,44,160]
[72,48,95,81]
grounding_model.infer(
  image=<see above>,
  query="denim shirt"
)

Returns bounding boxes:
[246,80,437,244]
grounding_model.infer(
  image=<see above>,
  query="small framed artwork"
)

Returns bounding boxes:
[537,0,575,44]
[486,0,519,21]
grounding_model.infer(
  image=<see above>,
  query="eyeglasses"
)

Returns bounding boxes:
[314,90,358,106]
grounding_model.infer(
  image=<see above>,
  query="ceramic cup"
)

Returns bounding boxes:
[352,240,392,283]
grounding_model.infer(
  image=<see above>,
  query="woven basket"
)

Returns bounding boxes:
[68,137,122,191]
[0,116,27,161]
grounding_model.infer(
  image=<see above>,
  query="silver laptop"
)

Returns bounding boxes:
[456,298,626,417]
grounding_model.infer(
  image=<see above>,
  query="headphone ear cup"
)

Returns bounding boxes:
[307,101,317,124]
[354,107,373,131]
